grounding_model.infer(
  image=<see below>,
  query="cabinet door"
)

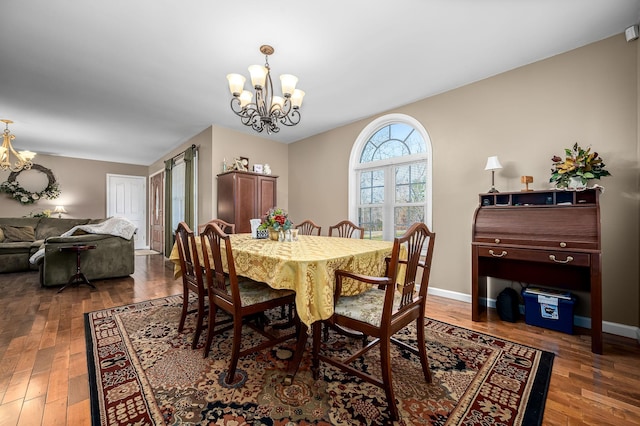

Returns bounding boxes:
[235,173,258,233]
[257,176,277,219]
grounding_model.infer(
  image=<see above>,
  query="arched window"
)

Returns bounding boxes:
[349,114,432,240]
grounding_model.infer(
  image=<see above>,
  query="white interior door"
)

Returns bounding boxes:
[107,174,147,249]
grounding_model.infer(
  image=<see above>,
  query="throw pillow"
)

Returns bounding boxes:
[0,226,4,242]
[2,225,36,242]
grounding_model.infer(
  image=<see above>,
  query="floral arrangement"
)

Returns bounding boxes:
[258,208,292,231]
[25,209,52,218]
[550,143,611,188]
[0,179,61,205]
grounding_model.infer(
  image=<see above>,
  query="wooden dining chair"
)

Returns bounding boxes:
[200,222,299,385]
[312,222,436,422]
[295,219,322,236]
[328,220,364,239]
[325,219,367,341]
[174,221,208,349]
[198,218,235,235]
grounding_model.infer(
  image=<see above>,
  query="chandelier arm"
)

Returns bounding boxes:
[280,109,301,127]
[230,97,246,115]
[230,98,267,133]
[1,128,32,172]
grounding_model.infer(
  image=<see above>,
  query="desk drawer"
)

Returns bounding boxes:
[476,246,590,267]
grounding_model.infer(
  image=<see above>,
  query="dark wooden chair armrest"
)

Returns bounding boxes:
[334,269,392,302]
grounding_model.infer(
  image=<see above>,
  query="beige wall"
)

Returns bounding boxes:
[0,154,147,219]
[289,34,640,327]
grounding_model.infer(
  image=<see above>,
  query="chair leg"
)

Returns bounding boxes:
[311,321,322,380]
[191,292,205,349]
[203,304,218,358]
[416,316,432,383]
[178,287,189,332]
[379,337,399,422]
[225,318,243,385]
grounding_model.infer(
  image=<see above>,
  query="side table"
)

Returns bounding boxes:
[57,244,97,293]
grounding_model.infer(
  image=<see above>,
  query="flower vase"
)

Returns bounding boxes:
[568,176,586,190]
[268,229,280,241]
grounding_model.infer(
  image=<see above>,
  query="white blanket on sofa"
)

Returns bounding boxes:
[29,216,137,264]
[60,216,137,240]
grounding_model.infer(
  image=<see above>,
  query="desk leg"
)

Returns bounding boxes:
[591,253,603,354]
[472,246,486,321]
[283,323,309,385]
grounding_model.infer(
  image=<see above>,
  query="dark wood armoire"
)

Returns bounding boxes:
[217,170,278,233]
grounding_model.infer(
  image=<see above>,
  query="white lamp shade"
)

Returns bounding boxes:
[271,96,284,111]
[54,206,66,213]
[226,74,246,96]
[19,150,36,161]
[279,74,298,96]
[484,156,503,171]
[248,65,268,88]
[238,90,253,107]
[291,89,305,108]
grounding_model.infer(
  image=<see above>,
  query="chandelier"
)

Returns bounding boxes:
[1,119,36,172]
[226,45,305,134]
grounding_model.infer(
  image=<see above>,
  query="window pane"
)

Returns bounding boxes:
[406,131,427,154]
[359,207,384,240]
[395,163,426,203]
[389,123,413,141]
[372,186,384,203]
[377,140,408,160]
[359,170,384,205]
[394,206,425,237]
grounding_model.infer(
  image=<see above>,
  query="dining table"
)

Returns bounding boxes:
[169,233,399,383]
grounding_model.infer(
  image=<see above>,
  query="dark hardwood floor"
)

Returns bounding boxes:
[0,254,638,425]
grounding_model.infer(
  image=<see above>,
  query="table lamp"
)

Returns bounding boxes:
[484,156,503,193]
[54,205,67,218]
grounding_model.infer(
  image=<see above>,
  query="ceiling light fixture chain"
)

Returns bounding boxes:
[227,44,305,134]
[0,119,36,172]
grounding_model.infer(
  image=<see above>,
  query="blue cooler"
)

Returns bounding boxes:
[522,288,576,334]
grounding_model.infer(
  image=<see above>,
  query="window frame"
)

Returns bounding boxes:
[348,114,433,239]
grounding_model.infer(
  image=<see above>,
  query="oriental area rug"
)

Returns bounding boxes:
[85,296,553,426]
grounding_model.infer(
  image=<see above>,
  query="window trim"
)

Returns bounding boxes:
[348,113,433,235]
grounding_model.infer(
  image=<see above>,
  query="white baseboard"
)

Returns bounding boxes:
[427,286,640,341]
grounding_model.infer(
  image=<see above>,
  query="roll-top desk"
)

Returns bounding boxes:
[471,189,603,354]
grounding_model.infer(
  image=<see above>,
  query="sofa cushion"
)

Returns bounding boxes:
[2,225,36,242]
[35,218,91,240]
[0,226,4,242]
[0,217,41,229]
[0,241,33,252]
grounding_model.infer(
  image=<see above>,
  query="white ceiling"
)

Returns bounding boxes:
[1,0,639,166]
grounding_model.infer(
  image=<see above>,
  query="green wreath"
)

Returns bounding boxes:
[0,164,61,205]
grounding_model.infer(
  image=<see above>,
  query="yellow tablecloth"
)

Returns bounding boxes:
[169,234,397,328]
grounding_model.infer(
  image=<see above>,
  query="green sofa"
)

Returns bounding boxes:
[0,217,135,287]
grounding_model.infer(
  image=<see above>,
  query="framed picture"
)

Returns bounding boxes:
[253,164,263,173]
[239,156,249,170]
[234,157,249,171]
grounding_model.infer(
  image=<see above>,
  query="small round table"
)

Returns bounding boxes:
[57,244,97,293]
